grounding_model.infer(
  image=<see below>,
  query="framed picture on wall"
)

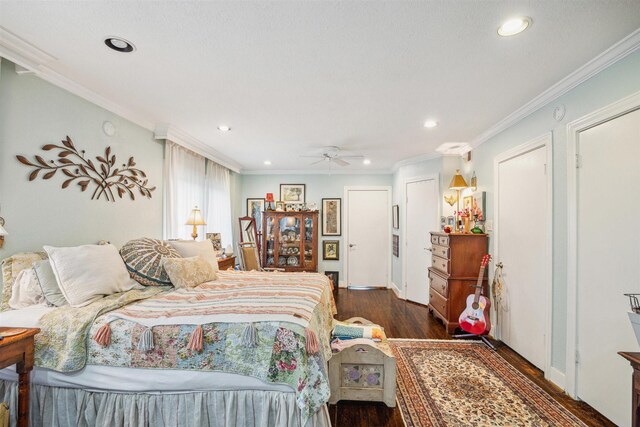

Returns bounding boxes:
[280,184,305,203]
[324,271,339,288]
[463,195,473,211]
[473,191,486,216]
[246,198,265,232]
[206,233,222,251]
[322,198,341,236]
[323,240,339,260]
[392,205,399,229]
[392,234,399,257]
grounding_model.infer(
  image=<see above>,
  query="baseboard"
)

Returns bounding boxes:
[338,280,347,288]
[390,282,403,299]
[545,366,566,390]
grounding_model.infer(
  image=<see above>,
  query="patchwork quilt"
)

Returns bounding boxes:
[34,271,336,424]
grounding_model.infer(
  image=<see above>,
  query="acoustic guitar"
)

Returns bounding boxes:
[458,254,492,335]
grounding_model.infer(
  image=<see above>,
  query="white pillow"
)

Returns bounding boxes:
[43,244,138,307]
[168,240,219,271]
[9,268,46,309]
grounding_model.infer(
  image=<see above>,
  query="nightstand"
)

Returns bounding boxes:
[218,256,236,270]
[0,327,39,427]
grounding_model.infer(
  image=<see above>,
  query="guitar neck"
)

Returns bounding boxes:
[473,265,486,302]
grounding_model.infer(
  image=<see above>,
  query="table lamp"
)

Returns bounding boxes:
[448,170,468,232]
[185,206,206,240]
[265,193,275,211]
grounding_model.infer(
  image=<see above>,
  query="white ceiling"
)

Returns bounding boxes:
[1,1,639,173]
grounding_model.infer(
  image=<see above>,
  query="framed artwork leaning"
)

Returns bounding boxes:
[206,233,222,252]
[324,271,339,288]
[322,198,341,236]
[246,198,265,233]
[323,240,339,260]
[280,184,305,203]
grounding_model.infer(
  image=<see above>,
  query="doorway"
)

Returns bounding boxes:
[494,134,552,373]
[568,105,640,427]
[344,186,391,288]
[404,176,439,304]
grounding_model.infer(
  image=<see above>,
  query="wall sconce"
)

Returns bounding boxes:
[185,206,206,240]
[470,171,477,191]
[0,217,6,249]
[444,194,457,207]
[448,169,469,231]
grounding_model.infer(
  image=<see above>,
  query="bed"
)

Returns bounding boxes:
[0,251,336,427]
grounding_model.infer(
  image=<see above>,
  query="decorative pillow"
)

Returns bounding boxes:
[33,259,68,307]
[44,244,138,307]
[1,252,48,312]
[8,268,46,309]
[162,256,217,289]
[169,240,219,272]
[120,238,182,286]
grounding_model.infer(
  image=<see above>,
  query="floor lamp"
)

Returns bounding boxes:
[448,169,468,232]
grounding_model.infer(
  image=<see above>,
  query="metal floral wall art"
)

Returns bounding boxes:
[16,136,156,202]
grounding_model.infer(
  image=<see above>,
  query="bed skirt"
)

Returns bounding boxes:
[0,380,330,427]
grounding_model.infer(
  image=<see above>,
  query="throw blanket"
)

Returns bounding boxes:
[35,286,168,371]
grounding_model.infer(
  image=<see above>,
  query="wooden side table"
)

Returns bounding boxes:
[0,327,39,427]
[619,352,640,427]
[217,256,236,271]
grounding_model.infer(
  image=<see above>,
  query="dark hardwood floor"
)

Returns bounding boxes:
[328,288,614,427]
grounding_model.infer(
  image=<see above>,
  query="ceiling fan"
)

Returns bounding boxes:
[300,146,364,167]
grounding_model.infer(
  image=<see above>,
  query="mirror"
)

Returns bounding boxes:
[239,216,261,263]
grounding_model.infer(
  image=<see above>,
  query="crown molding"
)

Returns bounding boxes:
[240,168,392,176]
[391,151,442,173]
[0,26,56,68]
[154,125,242,173]
[471,27,640,147]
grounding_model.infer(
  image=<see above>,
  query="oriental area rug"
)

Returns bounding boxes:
[388,339,586,427]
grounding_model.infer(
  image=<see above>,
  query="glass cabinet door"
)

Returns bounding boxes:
[303,215,314,268]
[278,216,301,268]
[265,215,276,267]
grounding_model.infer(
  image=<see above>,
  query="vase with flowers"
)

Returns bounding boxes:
[458,208,471,233]
[470,199,484,234]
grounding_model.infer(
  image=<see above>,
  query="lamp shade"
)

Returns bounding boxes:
[185,206,206,226]
[449,169,469,190]
[0,225,7,236]
[265,193,274,202]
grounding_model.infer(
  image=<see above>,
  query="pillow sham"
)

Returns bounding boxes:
[8,268,46,309]
[169,240,219,271]
[43,244,138,307]
[1,252,48,312]
[162,256,217,289]
[33,259,68,307]
[120,238,181,286]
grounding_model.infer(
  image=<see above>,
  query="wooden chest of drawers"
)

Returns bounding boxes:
[428,232,488,334]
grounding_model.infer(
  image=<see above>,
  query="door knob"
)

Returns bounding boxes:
[425,248,432,251]
[349,244,356,248]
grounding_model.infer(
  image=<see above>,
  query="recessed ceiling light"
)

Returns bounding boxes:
[423,120,438,129]
[104,37,135,53]
[217,125,231,132]
[498,17,531,37]
[363,159,371,165]
[264,160,272,165]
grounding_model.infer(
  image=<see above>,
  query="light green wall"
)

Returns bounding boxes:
[240,173,392,283]
[455,50,640,373]
[0,59,164,256]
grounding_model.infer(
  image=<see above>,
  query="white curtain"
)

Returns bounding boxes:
[204,160,233,248]
[164,142,206,240]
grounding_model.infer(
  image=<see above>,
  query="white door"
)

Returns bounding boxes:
[346,188,390,287]
[405,178,438,304]
[576,108,640,427]
[496,141,549,371]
